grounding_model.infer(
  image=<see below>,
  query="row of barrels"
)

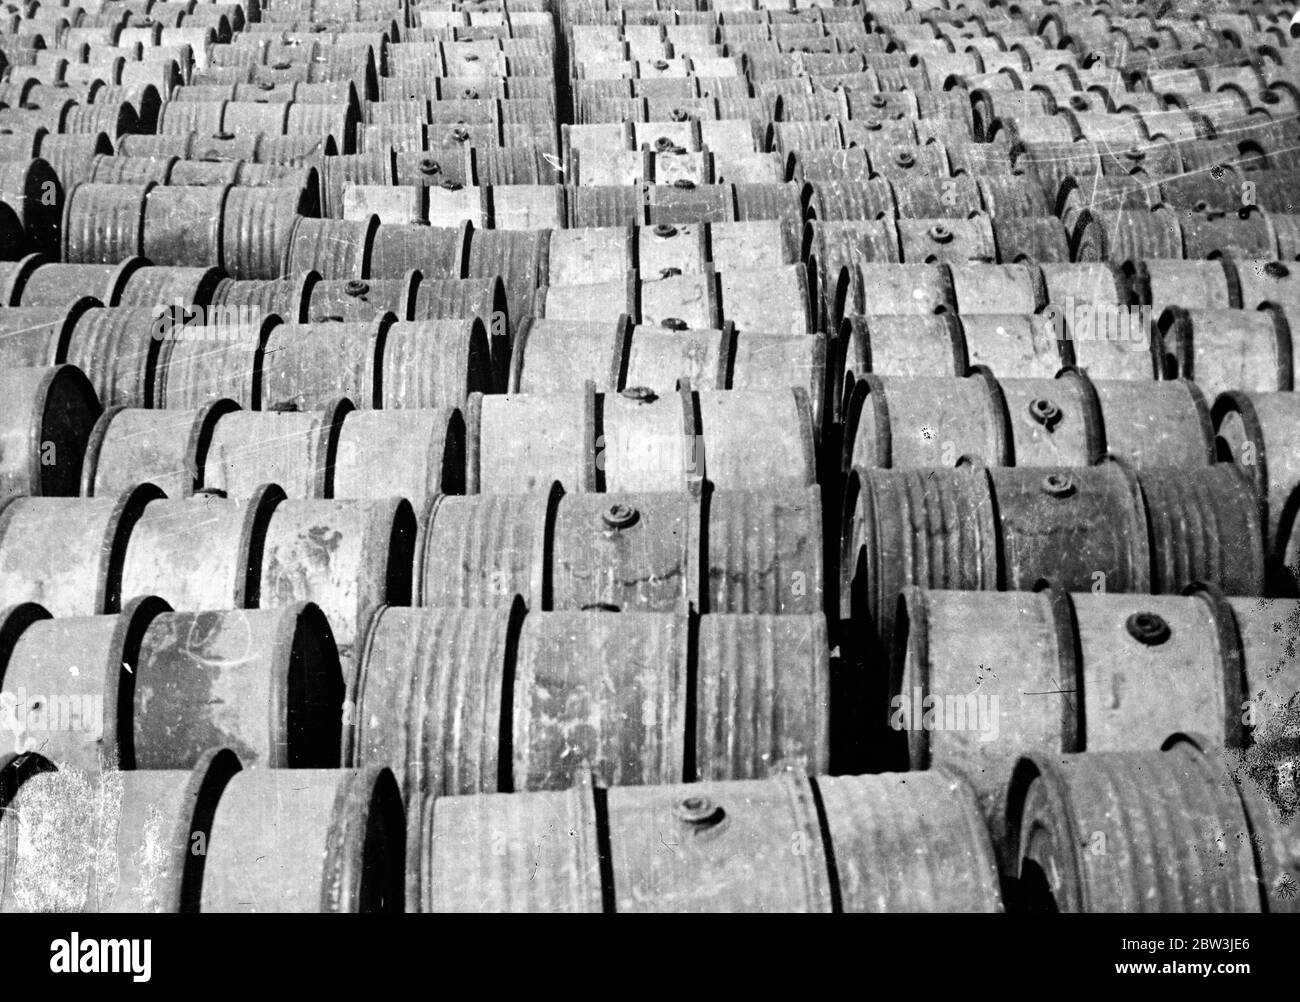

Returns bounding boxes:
[5,36,381,93]
[44,174,1293,266]
[7,12,1289,126]
[831,256,1300,314]
[0,305,501,406]
[553,0,1289,33]
[149,92,562,157]
[0,328,1265,477]
[0,734,1294,910]
[1,370,817,485]
[563,64,1298,121]
[10,228,1294,333]
[11,55,1295,136]
[10,298,1300,481]
[0,598,831,782]
[0,175,871,265]
[571,80,972,124]
[556,122,1300,195]
[1,404,1294,640]
[10,560,1298,794]
[2,0,1286,35]
[562,18,1297,75]
[0,14,561,176]
[0,29,555,95]
[564,69,1289,114]
[8,154,1300,268]
[560,8,1280,58]
[563,41,1250,92]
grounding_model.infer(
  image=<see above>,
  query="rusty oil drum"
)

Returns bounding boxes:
[1005,742,1261,912]
[892,585,1258,817]
[348,604,829,796]
[0,749,241,912]
[406,769,1001,913]
[0,598,342,773]
[416,485,823,616]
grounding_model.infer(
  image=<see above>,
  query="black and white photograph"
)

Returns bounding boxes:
[0,0,1291,982]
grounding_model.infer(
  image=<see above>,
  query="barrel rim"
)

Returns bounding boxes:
[321,764,407,913]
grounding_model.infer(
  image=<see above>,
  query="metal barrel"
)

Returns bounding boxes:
[0,157,61,257]
[63,306,166,409]
[0,485,160,616]
[0,748,240,912]
[1070,205,1184,262]
[0,595,162,772]
[61,181,153,264]
[133,602,343,770]
[202,400,351,499]
[416,488,556,609]
[333,407,466,509]
[1158,304,1293,400]
[284,214,378,279]
[116,265,224,312]
[958,314,1062,379]
[117,486,280,612]
[988,462,1151,592]
[839,313,967,384]
[221,185,308,280]
[548,490,694,613]
[260,316,390,411]
[257,496,417,672]
[209,272,317,323]
[152,311,279,410]
[511,609,689,791]
[350,602,520,797]
[410,783,602,913]
[307,275,419,322]
[841,372,1010,471]
[198,766,405,912]
[840,466,999,653]
[319,150,394,218]
[1214,390,1300,587]
[949,262,1046,315]
[468,386,816,493]
[379,321,495,411]
[817,770,1004,912]
[1137,465,1265,596]
[1005,743,1260,912]
[694,612,830,780]
[0,364,100,499]
[1086,377,1214,470]
[0,298,100,365]
[369,221,470,280]
[81,400,235,500]
[699,485,825,615]
[853,262,956,316]
[606,773,834,912]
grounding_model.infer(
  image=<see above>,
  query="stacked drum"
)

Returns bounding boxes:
[0,0,1297,913]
